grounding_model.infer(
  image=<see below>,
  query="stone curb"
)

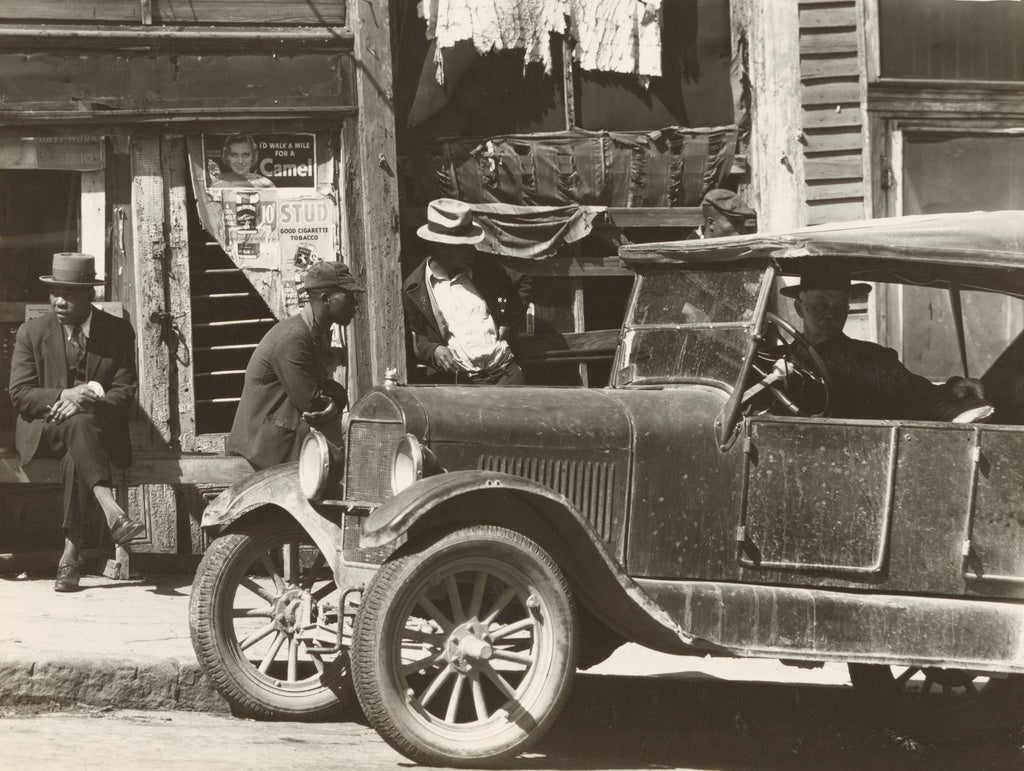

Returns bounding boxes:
[0,656,228,714]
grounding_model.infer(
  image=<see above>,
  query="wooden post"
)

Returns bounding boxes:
[730,0,805,231]
[126,136,180,556]
[345,0,404,397]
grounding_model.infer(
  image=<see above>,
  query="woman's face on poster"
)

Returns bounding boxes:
[225,141,256,176]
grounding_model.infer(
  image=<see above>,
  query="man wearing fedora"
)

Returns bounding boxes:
[8,252,143,592]
[778,263,985,420]
[228,260,362,470]
[403,198,532,385]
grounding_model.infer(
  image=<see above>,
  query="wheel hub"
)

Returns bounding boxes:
[272,587,312,635]
[444,620,493,674]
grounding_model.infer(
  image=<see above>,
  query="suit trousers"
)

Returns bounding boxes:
[28,413,115,539]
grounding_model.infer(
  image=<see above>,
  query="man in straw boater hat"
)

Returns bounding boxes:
[228,260,362,470]
[8,252,143,592]
[402,198,532,384]
[777,262,987,421]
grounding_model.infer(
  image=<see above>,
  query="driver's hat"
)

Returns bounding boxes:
[781,263,871,300]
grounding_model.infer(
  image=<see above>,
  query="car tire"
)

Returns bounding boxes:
[848,663,1024,725]
[189,516,354,720]
[351,525,578,767]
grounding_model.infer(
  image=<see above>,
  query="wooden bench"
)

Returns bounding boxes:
[0,445,253,573]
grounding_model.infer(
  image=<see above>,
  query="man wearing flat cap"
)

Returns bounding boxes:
[8,252,143,592]
[694,188,757,239]
[779,263,985,420]
[228,260,361,470]
[403,198,532,384]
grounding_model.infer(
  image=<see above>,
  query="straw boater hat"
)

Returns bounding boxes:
[780,263,872,299]
[416,199,485,244]
[40,252,105,287]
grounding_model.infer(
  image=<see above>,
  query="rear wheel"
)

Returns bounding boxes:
[189,517,353,720]
[352,525,577,767]
[849,663,1024,725]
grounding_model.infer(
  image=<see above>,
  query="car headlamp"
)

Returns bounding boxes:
[298,429,344,500]
[390,433,437,495]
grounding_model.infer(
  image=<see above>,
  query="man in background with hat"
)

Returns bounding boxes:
[403,198,532,384]
[778,263,985,420]
[9,252,142,592]
[692,189,757,239]
[228,260,362,470]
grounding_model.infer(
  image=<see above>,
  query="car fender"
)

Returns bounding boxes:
[362,470,710,653]
[200,462,340,562]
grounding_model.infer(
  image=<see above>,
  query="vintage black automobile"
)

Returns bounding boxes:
[191,211,1024,765]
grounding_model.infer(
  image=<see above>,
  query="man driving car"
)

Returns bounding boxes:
[778,264,986,420]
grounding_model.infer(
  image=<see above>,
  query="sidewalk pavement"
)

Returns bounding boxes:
[0,568,854,716]
[0,570,228,714]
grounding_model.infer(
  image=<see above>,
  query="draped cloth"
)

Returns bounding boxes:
[468,203,606,259]
[418,0,663,82]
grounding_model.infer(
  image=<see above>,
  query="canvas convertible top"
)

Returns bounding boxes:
[620,211,1024,288]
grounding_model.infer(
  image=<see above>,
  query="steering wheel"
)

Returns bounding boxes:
[743,312,833,417]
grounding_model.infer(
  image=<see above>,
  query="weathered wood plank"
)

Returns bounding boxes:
[800,30,859,55]
[804,157,864,180]
[155,0,345,25]
[517,330,620,361]
[0,53,354,117]
[802,104,863,129]
[798,7,857,31]
[0,450,252,485]
[802,80,862,105]
[604,207,704,228]
[0,0,345,25]
[801,54,860,81]
[731,0,805,230]
[806,179,866,201]
[801,128,864,154]
[0,1,141,22]
[165,140,197,452]
[501,257,632,278]
[806,199,867,225]
[345,0,404,398]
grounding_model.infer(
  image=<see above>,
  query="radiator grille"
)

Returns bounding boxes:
[345,420,403,505]
[341,513,394,565]
[478,455,616,541]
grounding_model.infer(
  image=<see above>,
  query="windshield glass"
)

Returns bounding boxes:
[618,265,764,385]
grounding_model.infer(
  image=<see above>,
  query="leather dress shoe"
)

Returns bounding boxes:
[109,516,146,547]
[54,561,81,593]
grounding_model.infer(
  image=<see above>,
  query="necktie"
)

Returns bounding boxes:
[66,325,85,382]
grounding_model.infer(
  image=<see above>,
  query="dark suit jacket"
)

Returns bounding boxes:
[402,256,532,375]
[228,313,345,470]
[8,308,138,468]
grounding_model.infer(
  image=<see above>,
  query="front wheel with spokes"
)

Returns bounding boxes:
[189,516,354,720]
[351,525,578,767]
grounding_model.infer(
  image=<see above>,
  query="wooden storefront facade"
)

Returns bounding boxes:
[0,1,403,568]
[2,0,1022,568]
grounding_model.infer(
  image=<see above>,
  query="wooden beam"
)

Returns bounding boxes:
[0,25,353,53]
[346,0,404,396]
[603,207,703,227]
[516,330,620,362]
[732,0,806,230]
[500,257,631,277]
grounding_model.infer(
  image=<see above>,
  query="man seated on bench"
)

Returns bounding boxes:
[8,252,144,593]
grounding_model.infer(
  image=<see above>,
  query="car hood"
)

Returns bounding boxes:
[354,385,633,450]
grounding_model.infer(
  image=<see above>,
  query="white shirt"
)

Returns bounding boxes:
[425,258,511,374]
